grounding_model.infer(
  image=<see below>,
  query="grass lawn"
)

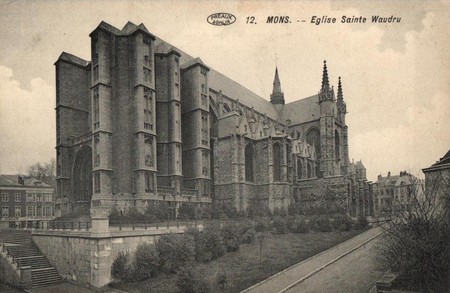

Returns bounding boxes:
[113,229,366,293]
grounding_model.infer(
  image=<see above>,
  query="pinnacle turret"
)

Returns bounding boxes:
[321,60,330,91]
[319,60,334,103]
[337,76,343,101]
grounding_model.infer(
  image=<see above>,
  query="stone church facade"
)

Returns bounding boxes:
[55,21,372,218]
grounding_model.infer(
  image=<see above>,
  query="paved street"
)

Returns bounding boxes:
[242,226,384,293]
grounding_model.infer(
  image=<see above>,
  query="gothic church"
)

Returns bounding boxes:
[55,21,372,218]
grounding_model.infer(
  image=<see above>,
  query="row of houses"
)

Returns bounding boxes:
[0,175,55,228]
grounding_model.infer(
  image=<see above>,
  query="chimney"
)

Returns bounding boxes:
[377,175,381,181]
[388,171,391,178]
[18,175,24,185]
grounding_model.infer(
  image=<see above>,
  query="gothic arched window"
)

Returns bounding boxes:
[306,128,320,158]
[335,130,340,160]
[297,159,303,179]
[245,144,254,182]
[273,143,281,181]
[307,163,312,178]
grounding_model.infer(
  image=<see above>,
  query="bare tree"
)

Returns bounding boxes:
[377,173,450,292]
[27,158,56,184]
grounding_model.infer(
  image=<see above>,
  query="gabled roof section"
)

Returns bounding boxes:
[154,42,181,56]
[283,95,320,125]
[56,52,90,67]
[90,21,155,39]
[180,57,209,71]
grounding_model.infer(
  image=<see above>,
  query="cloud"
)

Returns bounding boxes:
[0,65,55,174]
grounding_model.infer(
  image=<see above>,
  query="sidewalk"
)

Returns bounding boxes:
[241,225,383,293]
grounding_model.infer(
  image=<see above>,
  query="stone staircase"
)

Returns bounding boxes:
[0,229,62,288]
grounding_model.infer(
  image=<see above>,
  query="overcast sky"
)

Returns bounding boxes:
[0,0,449,181]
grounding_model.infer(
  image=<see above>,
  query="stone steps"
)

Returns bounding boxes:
[0,229,63,288]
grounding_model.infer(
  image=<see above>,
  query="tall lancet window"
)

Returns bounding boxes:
[144,135,153,167]
[273,143,281,181]
[297,159,303,179]
[245,144,254,182]
[144,88,153,130]
[335,130,340,160]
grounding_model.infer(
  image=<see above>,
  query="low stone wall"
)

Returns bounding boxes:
[32,219,186,288]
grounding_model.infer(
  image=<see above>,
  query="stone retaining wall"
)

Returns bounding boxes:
[32,220,185,288]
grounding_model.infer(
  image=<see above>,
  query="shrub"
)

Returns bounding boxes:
[127,206,146,220]
[178,203,196,220]
[145,201,171,221]
[272,216,288,234]
[203,224,226,259]
[352,216,368,230]
[111,251,133,282]
[254,217,271,232]
[188,224,226,262]
[221,223,240,252]
[133,242,160,281]
[176,265,211,293]
[156,234,195,273]
[237,219,254,236]
[242,227,257,244]
[333,214,352,231]
[291,216,310,233]
[315,215,332,232]
[216,271,228,289]
[109,206,121,220]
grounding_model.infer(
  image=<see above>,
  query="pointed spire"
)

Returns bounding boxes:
[337,76,343,101]
[321,60,330,90]
[272,67,282,94]
[270,67,285,105]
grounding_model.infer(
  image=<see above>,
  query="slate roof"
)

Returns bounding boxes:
[376,174,400,185]
[90,21,155,39]
[0,175,21,187]
[432,149,450,167]
[56,52,90,67]
[283,95,320,125]
[153,37,281,121]
[0,175,52,188]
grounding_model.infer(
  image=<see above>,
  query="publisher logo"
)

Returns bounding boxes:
[207,13,236,26]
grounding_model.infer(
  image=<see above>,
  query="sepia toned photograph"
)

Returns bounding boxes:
[0,1,449,292]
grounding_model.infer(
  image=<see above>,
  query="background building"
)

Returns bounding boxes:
[56,21,372,219]
[0,175,55,228]
[373,171,423,215]
[422,149,450,218]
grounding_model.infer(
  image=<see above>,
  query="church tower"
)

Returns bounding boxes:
[270,67,285,110]
[318,60,336,177]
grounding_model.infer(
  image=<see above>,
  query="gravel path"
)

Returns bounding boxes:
[284,235,386,293]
